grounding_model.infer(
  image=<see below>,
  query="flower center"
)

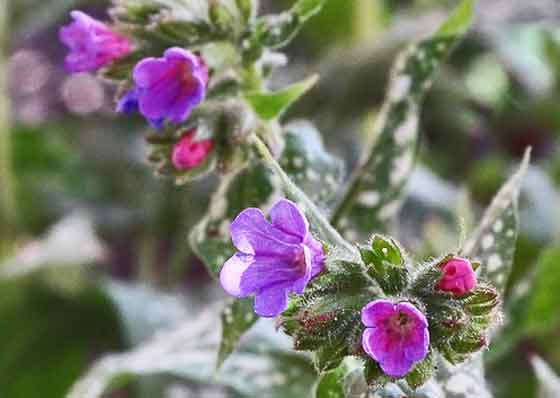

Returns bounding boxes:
[387,311,414,336]
[292,247,307,275]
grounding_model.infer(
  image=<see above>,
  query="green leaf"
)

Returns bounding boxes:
[245,75,319,120]
[280,120,345,210]
[248,0,326,53]
[436,0,476,37]
[331,0,476,239]
[463,149,531,293]
[216,298,258,369]
[209,0,237,34]
[314,361,351,398]
[67,313,317,398]
[405,351,436,389]
[235,0,258,24]
[0,278,123,398]
[293,0,328,20]
[531,356,560,398]
[524,247,560,335]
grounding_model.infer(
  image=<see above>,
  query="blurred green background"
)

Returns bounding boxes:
[1,0,560,397]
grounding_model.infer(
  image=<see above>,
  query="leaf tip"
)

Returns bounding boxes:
[436,0,477,38]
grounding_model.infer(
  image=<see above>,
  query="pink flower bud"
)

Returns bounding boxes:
[436,257,477,297]
[172,130,214,170]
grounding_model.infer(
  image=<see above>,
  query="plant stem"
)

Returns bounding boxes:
[352,0,386,43]
[0,1,16,256]
[251,133,357,256]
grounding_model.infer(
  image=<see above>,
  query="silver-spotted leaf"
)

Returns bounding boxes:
[216,298,258,369]
[331,0,476,239]
[67,313,316,398]
[463,149,531,293]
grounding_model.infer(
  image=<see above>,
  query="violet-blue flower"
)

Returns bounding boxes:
[220,199,325,317]
[116,88,164,129]
[132,48,209,126]
[59,11,132,73]
[361,299,430,377]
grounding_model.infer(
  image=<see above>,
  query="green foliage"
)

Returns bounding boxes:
[315,364,347,398]
[360,235,408,294]
[464,149,531,293]
[0,278,123,398]
[216,298,258,369]
[67,313,317,398]
[280,121,345,210]
[524,247,560,335]
[331,0,476,239]
[245,75,319,120]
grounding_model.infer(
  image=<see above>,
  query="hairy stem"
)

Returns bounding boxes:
[251,133,357,256]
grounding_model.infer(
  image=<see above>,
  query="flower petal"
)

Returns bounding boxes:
[269,199,309,240]
[305,234,325,278]
[254,285,289,317]
[362,328,381,361]
[378,346,414,378]
[404,327,430,363]
[133,58,170,89]
[361,299,395,327]
[239,254,303,295]
[164,47,199,65]
[138,74,184,120]
[220,253,253,297]
[230,208,301,255]
[397,302,428,328]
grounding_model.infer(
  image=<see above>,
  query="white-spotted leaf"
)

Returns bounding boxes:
[331,0,476,239]
[463,149,531,293]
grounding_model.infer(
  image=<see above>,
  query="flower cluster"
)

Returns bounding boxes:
[60,11,213,178]
[220,201,498,385]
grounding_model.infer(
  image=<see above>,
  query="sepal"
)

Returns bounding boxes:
[360,235,409,295]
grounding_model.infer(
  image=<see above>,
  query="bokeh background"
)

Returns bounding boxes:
[1,1,560,397]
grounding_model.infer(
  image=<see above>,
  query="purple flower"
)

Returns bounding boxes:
[220,199,325,317]
[116,88,164,129]
[59,11,132,73]
[361,300,429,377]
[132,48,209,126]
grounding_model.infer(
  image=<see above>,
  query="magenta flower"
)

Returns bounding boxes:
[59,11,132,73]
[436,257,477,297]
[172,130,214,170]
[220,199,325,317]
[132,48,209,126]
[361,300,429,377]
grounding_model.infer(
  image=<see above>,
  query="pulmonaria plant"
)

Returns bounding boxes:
[60,0,523,396]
